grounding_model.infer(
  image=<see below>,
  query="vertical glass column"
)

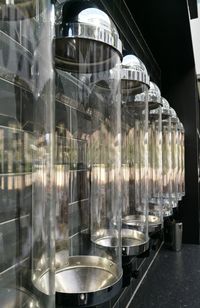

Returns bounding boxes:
[54,2,123,306]
[148,82,163,233]
[170,108,179,208]
[161,98,173,217]
[181,123,185,197]
[0,1,55,308]
[177,121,185,200]
[120,54,150,256]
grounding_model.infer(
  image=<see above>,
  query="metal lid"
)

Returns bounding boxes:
[0,0,39,20]
[177,121,184,131]
[121,54,150,92]
[161,97,171,116]
[148,82,162,109]
[55,1,122,72]
[170,107,178,123]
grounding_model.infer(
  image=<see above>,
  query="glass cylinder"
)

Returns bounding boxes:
[54,2,122,306]
[177,121,185,200]
[0,1,55,308]
[148,82,163,233]
[121,54,150,256]
[161,98,173,217]
[181,123,185,197]
[170,108,179,208]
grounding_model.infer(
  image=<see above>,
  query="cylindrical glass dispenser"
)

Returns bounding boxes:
[120,54,150,256]
[161,98,173,217]
[0,1,55,308]
[180,122,185,198]
[148,82,163,233]
[54,2,122,306]
[170,108,179,208]
[177,121,185,200]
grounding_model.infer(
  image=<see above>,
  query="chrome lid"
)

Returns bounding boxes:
[0,0,39,20]
[178,121,184,131]
[170,107,178,123]
[55,1,122,72]
[148,81,162,109]
[121,54,150,93]
[161,97,171,116]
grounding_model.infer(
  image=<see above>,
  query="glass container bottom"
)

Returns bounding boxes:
[148,215,162,233]
[121,229,149,256]
[122,214,146,227]
[0,287,40,308]
[91,229,119,247]
[36,256,121,294]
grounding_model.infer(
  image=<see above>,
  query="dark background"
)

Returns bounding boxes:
[124,0,200,244]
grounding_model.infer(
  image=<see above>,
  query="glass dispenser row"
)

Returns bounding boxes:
[0,0,185,307]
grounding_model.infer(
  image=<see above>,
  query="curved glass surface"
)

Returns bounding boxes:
[148,104,163,231]
[0,1,55,308]
[54,3,122,305]
[121,85,149,254]
[170,110,179,208]
[162,107,172,217]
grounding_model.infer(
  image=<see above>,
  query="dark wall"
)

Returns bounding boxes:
[125,0,200,243]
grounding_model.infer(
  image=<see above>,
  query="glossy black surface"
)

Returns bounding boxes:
[130,245,200,308]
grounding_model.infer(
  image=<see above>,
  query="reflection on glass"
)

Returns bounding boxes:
[0,1,55,307]
[120,54,150,256]
[161,98,173,217]
[54,2,122,306]
[148,82,163,233]
[170,108,179,208]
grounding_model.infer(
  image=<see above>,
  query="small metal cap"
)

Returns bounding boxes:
[121,54,150,93]
[148,82,162,109]
[177,121,184,131]
[170,107,178,123]
[55,1,122,72]
[161,97,171,117]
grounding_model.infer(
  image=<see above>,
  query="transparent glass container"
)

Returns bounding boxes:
[170,108,179,208]
[177,121,185,200]
[181,123,185,197]
[161,98,173,217]
[54,2,122,306]
[121,54,150,256]
[0,1,55,308]
[148,82,163,233]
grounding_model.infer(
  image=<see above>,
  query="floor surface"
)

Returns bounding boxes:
[129,244,200,308]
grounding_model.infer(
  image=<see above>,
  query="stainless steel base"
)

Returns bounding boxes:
[121,229,149,256]
[92,229,119,247]
[34,255,122,307]
[148,215,162,234]
[56,256,122,307]
[122,214,146,227]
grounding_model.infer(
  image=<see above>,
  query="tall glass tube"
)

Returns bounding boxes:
[181,123,185,197]
[54,2,122,306]
[0,1,55,308]
[170,108,179,208]
[120,54,150,256]
[161,98,173,217]
[148,82,163,233]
